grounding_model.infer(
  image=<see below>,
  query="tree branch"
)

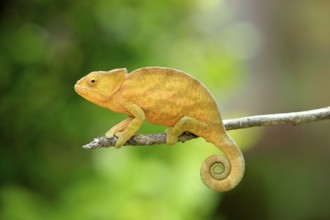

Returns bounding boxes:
[82,106,330,149]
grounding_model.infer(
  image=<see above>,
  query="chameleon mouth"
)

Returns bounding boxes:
[74,84,108,106]
[74,84,94,97]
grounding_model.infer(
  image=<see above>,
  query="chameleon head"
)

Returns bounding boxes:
[74,68,127,106]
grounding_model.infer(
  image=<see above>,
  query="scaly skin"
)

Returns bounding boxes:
[74,67,245,192]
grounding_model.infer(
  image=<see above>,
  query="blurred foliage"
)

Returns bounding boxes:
[1,0,330,219]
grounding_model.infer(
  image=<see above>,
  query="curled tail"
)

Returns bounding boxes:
[200,133,245,192]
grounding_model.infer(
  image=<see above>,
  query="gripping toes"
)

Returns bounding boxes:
[105,129,116,138]
[114,132,126,148]
[165,128,179,146]
[105,129,126,148]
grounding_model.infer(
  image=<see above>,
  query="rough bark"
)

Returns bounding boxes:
[82,106,330,149]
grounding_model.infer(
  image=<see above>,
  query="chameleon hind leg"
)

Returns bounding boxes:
[165,116,207,146]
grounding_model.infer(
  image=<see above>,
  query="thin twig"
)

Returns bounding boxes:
[82,106,330,149]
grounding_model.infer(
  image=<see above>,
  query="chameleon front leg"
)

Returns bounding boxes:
[105,117,133,138]
[115,103,145,148]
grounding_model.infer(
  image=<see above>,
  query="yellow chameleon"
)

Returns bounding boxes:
[74,67,245,192]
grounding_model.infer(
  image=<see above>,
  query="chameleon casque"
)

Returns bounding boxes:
[74,67,245,192]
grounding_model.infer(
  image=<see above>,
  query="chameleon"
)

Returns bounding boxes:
[74,67,245,192]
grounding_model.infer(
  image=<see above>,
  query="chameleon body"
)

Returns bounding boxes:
[74,67,245,192]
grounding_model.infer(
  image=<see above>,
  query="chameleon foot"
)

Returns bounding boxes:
[105,129,115,138]
[165,128,178,146]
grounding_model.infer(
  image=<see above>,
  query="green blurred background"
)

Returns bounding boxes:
[1,0,329,219]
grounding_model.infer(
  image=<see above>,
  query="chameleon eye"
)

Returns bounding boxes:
[88,79,97,86]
